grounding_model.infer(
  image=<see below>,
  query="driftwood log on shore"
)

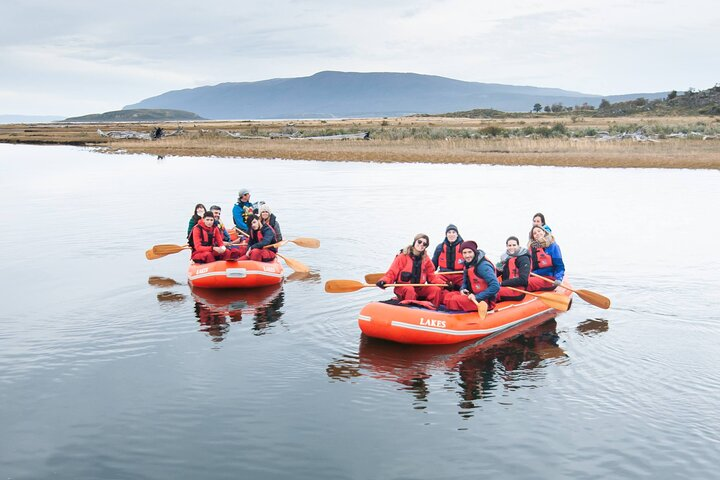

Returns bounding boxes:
[97,126,183,140]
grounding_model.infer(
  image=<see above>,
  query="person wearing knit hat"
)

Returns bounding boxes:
[442,240,499,312]
[526,224,565,292]
[375,233,449,308]
[432,224,464,290]
[232,189,254,234]
[258,204,283,242]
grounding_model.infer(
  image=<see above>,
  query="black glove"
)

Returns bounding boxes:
[376,280,387,289]
[445,280,454,291]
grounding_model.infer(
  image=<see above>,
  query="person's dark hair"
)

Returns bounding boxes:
[247,214,259,224]
[191,203,206,222]
[533,212,546,225]
[210,205,221,212]
[506,236,519,245]
[202,211,215,219]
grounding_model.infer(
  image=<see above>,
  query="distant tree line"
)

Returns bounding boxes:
[532,102,596,113]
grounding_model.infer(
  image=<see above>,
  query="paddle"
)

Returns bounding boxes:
[325,280,447,294]
[468,295,488,321]
[265,237,320,249]
[365,271,462,284]
[145,249,161,260]
[275,253,310,273]
[152,244,190,256]
[505,286,570,311]
[530,272,611,309]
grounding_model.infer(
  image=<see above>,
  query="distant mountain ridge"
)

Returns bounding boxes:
[124,71,668,119]
[64,109,204,122]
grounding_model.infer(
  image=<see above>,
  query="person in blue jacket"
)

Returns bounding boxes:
[442,240,499,311]
[526,225,565,291]
[232,189,254,234]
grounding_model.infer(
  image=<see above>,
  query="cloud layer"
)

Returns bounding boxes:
[2,0,717,115]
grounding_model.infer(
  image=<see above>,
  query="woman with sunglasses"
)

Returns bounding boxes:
[375,233,447,308]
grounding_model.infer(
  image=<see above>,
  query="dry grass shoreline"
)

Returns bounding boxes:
[1,116,718,169]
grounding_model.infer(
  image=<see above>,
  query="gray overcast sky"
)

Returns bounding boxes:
[2,0,718,116]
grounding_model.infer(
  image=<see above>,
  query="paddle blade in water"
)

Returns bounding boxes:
[538,292,571,312]
[576,289,611,309]
[291,237,320,248]
[276,253,310,273]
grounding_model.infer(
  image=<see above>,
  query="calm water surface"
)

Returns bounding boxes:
[1,144,719,479]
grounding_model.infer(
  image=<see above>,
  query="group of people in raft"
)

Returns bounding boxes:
[186,189,283,264]
[375,213,564,312]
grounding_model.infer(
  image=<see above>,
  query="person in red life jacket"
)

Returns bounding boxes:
[495,236,531,302]
[190,212,241,264]
[442,240,500,311]
[376,233,447,308]
[258,204,283,242]
[239,215,278,262]
[526,225,565,292]
[432,224,465,289]
[209,205,233,244]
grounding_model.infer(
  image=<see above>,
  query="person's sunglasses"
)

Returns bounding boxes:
[415,239,428,246]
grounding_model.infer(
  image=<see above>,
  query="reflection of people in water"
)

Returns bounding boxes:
[191,285,284,341]
[328,319,568,415]
[251,290,285,335]
[194,302,234,342]
[456,319,566,414]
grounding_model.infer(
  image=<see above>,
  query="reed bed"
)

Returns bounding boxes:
[1,117,718,169]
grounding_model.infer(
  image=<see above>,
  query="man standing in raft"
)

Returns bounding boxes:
[190,212,241,263]
[432,224,465,290]
[443,240,499,312]
[375,233,446,308]
[239,215,278,262]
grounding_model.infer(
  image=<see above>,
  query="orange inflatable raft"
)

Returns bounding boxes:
[187,258,283,289]
[358,285,573,345]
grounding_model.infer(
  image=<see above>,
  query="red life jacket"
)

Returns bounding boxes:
[396,254,427,284]
[505,256,520,280]
[190,223,216,251]
[531,246,553,270]
[437,242,464,270]
[466,258,497,293]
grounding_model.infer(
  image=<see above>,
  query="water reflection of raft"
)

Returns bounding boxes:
[358,286,573,345]
[187,258,283,288]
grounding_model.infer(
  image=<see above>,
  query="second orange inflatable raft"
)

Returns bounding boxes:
[358,285,573,345]
[188,258,283,289]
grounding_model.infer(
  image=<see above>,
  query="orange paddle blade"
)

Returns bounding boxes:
[152,244,190,255]
[324,279,370,293]
[290,237,320,248]
[276,253,309,273]
[364,273,384,284]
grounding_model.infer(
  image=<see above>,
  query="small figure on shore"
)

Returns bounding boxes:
[432,224,464,290]
[376,234,447,308]
[442,241,499,312]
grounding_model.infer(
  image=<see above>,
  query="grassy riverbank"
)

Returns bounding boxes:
[1,116,718,169]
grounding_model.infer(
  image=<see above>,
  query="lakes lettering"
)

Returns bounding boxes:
[196,268,209,274]
[419,318,446,328]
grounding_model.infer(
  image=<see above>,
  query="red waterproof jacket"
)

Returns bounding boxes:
[192,222,224,253]
[381,253,444,285]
